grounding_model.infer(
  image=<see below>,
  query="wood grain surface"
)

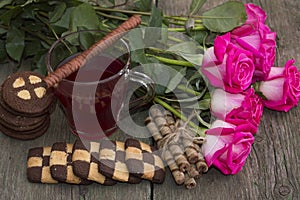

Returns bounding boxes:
[0,0,299,199]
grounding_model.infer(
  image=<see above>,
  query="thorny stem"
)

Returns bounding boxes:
[154,97,206,137]
[93,7,203,23]
[177,84,201,96]
[168,26,206,32]
[96,11,147,26]
[145,54,194,67]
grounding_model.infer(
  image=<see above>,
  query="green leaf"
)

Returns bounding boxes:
[0,0,13,9]
[189,0,206,16]
[49,2,66,23]
[144,6,163,47]
[0,39,8,62]
[0,6,22,26]
[6,26,25,62]
[24,38,42,57]
[70,3,99,32]
[139,0,152,12]
[179,53,203,68]
[185,99,210,110]
[0,27,7,34]
[52,7,73,29]
[142,63,171,95]
[78,29,104,50]
[165,67,186,93]
[167,41,203,67]
[127,28,147,64]
[202,1,247,33]
[167,41,198,54]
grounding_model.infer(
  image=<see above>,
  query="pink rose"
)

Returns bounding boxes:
[231,4,276,81]
[201,32,255,93]
[244,3,267,23]
[202,120,254,175]
[210,88,263,134]
[258,59,300,112]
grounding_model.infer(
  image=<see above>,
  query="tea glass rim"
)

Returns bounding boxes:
[46,29,130,86]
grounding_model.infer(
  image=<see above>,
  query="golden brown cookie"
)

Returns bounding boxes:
[98,139,142,184]
[27,146,58,184]
[49,142,91,184]
[72,139,116,185]
[125,138,166,184]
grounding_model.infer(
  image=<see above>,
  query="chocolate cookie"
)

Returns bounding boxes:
[1,71,54,115]
[72,140,116,185]
[98,139,141,184]
[0,112,47,132]
[49,142,91,184]
[0,92,46,126]
[125,138,166,184]
[0,117,50,140]
[27,146,58,184]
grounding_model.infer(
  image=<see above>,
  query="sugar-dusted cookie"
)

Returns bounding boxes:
[27,146,58,183]
[49,142,91,184]
[125,138,166,184]
[98,139,141,184]
[2,71,54,115]
[72,139,116,185]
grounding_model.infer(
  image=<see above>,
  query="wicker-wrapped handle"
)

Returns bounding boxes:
[44,15,141,88]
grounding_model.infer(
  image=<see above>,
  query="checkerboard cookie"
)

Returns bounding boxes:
[72,139,116,185]
[98,139,142,184]
[27,146,58,183]
[49,142,91,184]
[125,138,166,184]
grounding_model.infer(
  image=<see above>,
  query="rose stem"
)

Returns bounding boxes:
[153,97,206,137]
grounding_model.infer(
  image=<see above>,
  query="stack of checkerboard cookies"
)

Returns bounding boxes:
[27,138,166,185]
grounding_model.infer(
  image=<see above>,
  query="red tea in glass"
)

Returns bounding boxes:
[46,30,154,139]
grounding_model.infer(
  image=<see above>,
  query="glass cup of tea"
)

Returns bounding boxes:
[46,30,154,140]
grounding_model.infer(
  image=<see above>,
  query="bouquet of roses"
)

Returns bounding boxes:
[199,3,300,175]
[138,3,300,188]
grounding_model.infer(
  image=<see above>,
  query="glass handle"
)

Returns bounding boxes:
[127,70,155,111]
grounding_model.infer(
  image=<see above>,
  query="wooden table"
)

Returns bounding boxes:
[0,0,299,199]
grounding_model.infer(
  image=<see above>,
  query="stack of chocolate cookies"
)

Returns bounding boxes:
[27,139,166,185]
[0,71,55,140]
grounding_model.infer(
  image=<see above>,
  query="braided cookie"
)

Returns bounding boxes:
[125,138,166,184]
[98,139,141,184]
[27,147,57,183]
[72,140,116,185]
[49,142,91,184]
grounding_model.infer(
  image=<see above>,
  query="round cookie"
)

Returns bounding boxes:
[0,86,52,118]
[0,117,50,140]
[0,101,47,128]
[0,114,48,132]
[2,71,54,115]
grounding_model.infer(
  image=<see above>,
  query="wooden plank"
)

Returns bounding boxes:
[155,0,300,199]
[0,103,151,199]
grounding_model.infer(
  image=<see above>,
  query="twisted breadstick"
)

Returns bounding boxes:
[44,15,141,88]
